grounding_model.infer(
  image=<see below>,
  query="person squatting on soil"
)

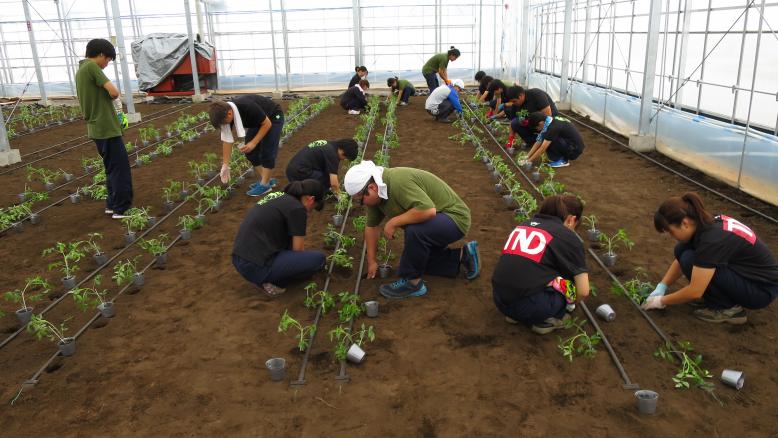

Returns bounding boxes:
[285,139,359,196]
[340,79,370,115]
[344,161,480,299]
[387,77,415,106]
[424,79,465,123]
[503,86,559,150]
[642,192,778,324]
[477,74,494,103]
[522,112,585,168]
[421,46,460,92]
[231,180,326,297]
[484,79,508,118]
[76,38,133,218]
[491,195,591,334]
[209,95,284,197]
[348,66,369,89]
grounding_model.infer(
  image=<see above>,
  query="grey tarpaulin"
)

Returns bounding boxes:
[131,33,215,91]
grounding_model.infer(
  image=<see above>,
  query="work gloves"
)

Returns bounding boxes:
[220,163,230,184]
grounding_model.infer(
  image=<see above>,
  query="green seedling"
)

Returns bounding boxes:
[654,340,716,398]
[278,309,317,351]
[329,323,376,361]
[112,257,140,287]
[138,234,170,256]
[557,317,601,362]
[327,248,354,270]
[178,214,204,231]
[303,282,336,314]
[84,232,104,255]
[352,215,367,233]
[598,228,634,257]
[335,192,351,216]
[582,214,598,232]
[377,236,394,265]
[27,315,71,344]
[337,292,362,323]
[42,240,86,279]
[3,276,51,311]
[121,207,151,234]
[163,180,183,203]
[70,275,109,311]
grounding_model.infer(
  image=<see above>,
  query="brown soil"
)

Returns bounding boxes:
[0,97,776,437]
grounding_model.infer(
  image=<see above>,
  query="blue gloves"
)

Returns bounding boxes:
[497,104,505,111]
[117,112,129,130]
[648,283,668,298]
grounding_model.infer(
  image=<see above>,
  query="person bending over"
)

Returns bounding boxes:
[348,66,368,88]
[523,112,585,168]
[340,79,370,115]
[503,86,558,149]
[424,79,464,123]
[492,195,590,334]
[209,95,284,197]
[344,161,479,299]
[643,192,778,324]
[387,77,415,106]
[286,139,359,196]
[422,46,461,92]
[485,79,508,118]
[231,180,326,297]
[477,75,494,103]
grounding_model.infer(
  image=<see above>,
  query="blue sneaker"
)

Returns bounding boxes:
[548,159,570,168]
[462,240,480,280]
[246,183,272,197]
[379,278,428,299]
[249,178,277,189]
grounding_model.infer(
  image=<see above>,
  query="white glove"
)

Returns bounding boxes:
[113,98,123,112]
[219,163,230,184]
[648,283,668,299]
[641,296,666,310]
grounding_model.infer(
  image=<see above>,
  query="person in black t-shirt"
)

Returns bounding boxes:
[340,79,370,114]
[485,79,508,118]
[348,66,368,89]
[644,192,778,324]
[209,96,285,197]
[286,139,359,195]
[477,75,494,103]
[522,112,585,168]
[504,86,559,149]
[491,195,591,334]
[231,180,326,297]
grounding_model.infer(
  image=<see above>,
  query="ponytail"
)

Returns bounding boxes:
[654,191,713,232]
[447,46,461,57]
[283,181,305,198]
[538,195,583,223]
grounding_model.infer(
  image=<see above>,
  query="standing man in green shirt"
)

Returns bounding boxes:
[421,46,460,93]
[344,161,480,299]
[75,38,132,218]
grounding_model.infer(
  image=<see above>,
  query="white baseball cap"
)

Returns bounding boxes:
[451,79,465,89]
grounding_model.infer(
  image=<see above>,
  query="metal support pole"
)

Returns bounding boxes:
[102,0,121,83]
[195,0,205,40]
[519,0,529,83]
[629,0,661,151]
[582,0,592,85]
[55,0,75,96]
[673,0,692,108]
[695,0,712,113]
[132,0,143,38]
[268,0,279,93]
[203,0,214,43]
[558,0,573,107]
[110,0,140,121]
[0,108,21,166]
[184,0,203,102]
[280,0,291,92]
[352,0,362,67]
[731,0,750,122]
[127,0,139,40]
[477,0,483,71]
[22,0,49,105]
[434,0,439,54]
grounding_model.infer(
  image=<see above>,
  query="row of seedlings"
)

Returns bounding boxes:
[4,104,83,139]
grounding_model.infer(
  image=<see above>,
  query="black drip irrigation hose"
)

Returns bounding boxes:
[461,104,646,388]
[290,104,381,387]
[562,112,778,226]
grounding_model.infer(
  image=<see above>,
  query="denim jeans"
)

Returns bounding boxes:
[232,250,325,288]
[400,85,415,103]
[397,213,464,279]
[674,242,778,309]
[493,287,566,326]
[244,114,284,168]
[423,72,439,92]
[94,136,133,214]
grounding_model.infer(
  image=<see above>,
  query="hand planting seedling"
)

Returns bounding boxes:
[328,248,354,270]
[611,276,654,305]
[278,309,317,351]
[337,292,362,323]
[3,276,51,313]
[69,275,109,312]
[654,340,716,396]
[329,323,376,361]
[303,282,336,314]
[42,240,86,283]
[557,317,601,362]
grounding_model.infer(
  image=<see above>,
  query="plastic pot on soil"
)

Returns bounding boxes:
[485,163,495,172]
[97,302,115,318]
[602,253,617,267]
[721,369,745,390]
[180,229,192,241]
[135,159,143,168]
[93,252,108,266]
[15,307,33,326]
[494,183,504,194]
[265,357,286,381]
[502,195,514,208]
[332,214,344,227]
[70,193,81,204]
[30,213,40,225]
[44,182,55,191]
[212,200,222,212]
[155,253,168,268]
[62,276,77,290]
[586,229,601,243]
[634,390,658,415]
[164,201,175,212]
[378,264,391,279]
[17,193,26,202]
[481,156,490,164]
[147,216,157,227]
[133,272,145,289]
[364,301,379,318]
[521,161,533,172]
[63,173,74,182]
[58,337,76,357]
[506,147,516,156]
[125,232,137,246]
[11,222,23,233]
[346,344,366,364]
[196,177,206,186]
[180,189,189,199]
[595,304,616,322]
[530,171,541,183]
[149,152,158,159]
[491,170,500,182]
[207,170,218,179]
[196,214,207,225]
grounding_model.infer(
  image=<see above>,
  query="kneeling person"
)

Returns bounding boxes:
[492,195,590,334]
[344,161,479,299]
[424,79,464,123]
[524,112,585,168]
[286,139,359,196]
[232,180,326,297]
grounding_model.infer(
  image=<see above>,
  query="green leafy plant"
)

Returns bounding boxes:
[328,248,354,269]
[557,317,601,362]
[598,228,635,256]
[27,315,71,343]
[163,180,183,203]
[121,207,151,234]
[303,282,336,314]
[112,257,139,287]
[3,276,51,310]
[337,292,362,323]
[26,165,63,185]
[203,153,218,172]
[582,214,598,231]
[278,309,317,351]
[329,323,376,361]
[352,215,367,233]
[42,240,86,279]
[654,341,715,393]
[138,234,170,256]
[84,232,104,255]
[178,214,204,231]
[70,275,109,311]
[188,160,208,180]
[611,276,653,305]
[377,236,394,266]
[335,192,351,216]
[125,141,135,153]
[155,140,174,157]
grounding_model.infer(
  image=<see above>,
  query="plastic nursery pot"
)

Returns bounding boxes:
[207,170,218,179]
[378,264,392,279]
[721,369,745,390]
[236,175,245,185]
[84,165,93,174]
[11,222,23,233]
[166,132,172,138]
[93,252,108,266]
[180,229,192,241]
[125,232,137,246]
[634,390,659,415]
[196,177,206,186]
[155,253,168,268]
[530,171,541,183]
[521,161,533,172]
[58,337,76,357]
[142,140,149,146]
[135,159,143,168]
[506,147,516,156]
[180,189,189,199]
[97,302,115,318]
[332,214,344,227]
[30,213,40,225]
[196,214,207,225]
[595,304,616,322]
[502,195,514,208]
[485,163,495,172]
[63,173,74,182]
[147,216,157,227]
[133,272,145,289]
[602,253,618,267]
[586,228,601,243]
[164,201,175,212]
[491,170,500,182]
[212,200,222,212]
[481,156,490,164]
[15,307,33,326]
[70,193,81,204]
[44,182,55,191]
[62,275,77,290]
[346,344,366,364]
[149,152,158,159]
[17,193,26,202]
[265,357,286,382]
[494,183,504,194]
[363,300,379,318]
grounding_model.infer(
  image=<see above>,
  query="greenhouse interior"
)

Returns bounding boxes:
[0,0,777,435]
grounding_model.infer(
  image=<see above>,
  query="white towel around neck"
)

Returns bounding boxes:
[220,101,246,143]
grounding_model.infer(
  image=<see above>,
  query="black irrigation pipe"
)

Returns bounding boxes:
[561,112,778,226]
[290,103,381,387]
[461,104,647,386]
[1,103,194,176]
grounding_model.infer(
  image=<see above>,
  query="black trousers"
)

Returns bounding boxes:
[94,136,133,214]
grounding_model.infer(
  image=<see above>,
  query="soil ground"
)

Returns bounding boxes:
[0,96,776,437]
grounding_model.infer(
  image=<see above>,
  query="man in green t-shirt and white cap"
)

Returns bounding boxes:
[344,161,479,299]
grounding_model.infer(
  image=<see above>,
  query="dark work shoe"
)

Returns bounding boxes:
[379,278,427,299]
[531,314,570,335]
[693,306,747,325]
[462,240,480,280]
[436,117,453,123]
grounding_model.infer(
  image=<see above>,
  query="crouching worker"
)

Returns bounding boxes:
[231,180,326,297]
[210,96,284,196]
[492,195,590,334]
[286,139,359,196]
[344,161,479,299]
[424,79,464,123]
[387,77,415,106]
[340,79,370,115]
[523,112,585,168]
[642,192,778,324]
